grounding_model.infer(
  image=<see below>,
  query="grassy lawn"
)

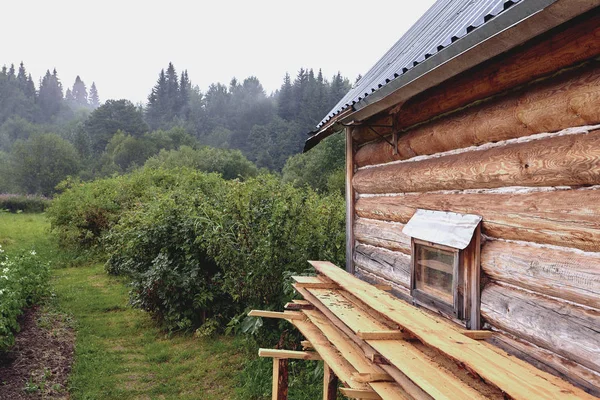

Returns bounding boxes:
[0,213,249,400]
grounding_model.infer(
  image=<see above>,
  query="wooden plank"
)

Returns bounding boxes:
[370,383,411,400]
[323,363,338,400]
[481,282,600,373]
[462,331,494,340]
[340,387,382,399]
[355,189,600,252]
[310,260,596,399]
[353,128,600,194]
[373,284,393,291]
[352,373,394,383]
[481,240,600,309]
[284,302,314,311]
[292,275,338,289]
[304,288,488,400]
[355,63,600,167]
[300,340,312,349]
[272,358,288,400]
[259,349,322,361]
[489,333,600,397]
[355,218,411,254]
[248,310,305,320]
[357,331,409,340]
[354,244,411,288]
[352,11,600,145]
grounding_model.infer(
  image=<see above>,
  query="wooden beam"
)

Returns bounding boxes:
[355,62,600,166]
[355,218,411,254]
[272,358,288,400]
[248,310,304,320]
[323,362,338,400]
[346,126,355,273]
[259,349,322,361]
[353,128,600,194]
[309,260,596,400]
[300,340,313,349]
[373,284,393,291]
[357,330,410,341]
[354,244,411,289]
[370,354,391,366]
[462,331,494,340]
[352,372,394,383]
[355,188,600,252]
[284,302,314,311]
[340,387,382,399]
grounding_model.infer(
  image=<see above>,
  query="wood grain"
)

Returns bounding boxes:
[353,129,600,194]
[482,240,600,309]
[354,244,411,288]
[481,283,600,373]
[354,218,411,254]
[353,11,600,145]
[355,189,600,251]
[355,64,600,167]
[489,333,600,397]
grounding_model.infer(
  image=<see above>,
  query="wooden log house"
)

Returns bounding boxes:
[256,0,600,398]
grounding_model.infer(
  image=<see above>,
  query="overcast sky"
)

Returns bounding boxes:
[4,1,437,105]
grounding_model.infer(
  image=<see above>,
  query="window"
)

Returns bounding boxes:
[403,210,482,329]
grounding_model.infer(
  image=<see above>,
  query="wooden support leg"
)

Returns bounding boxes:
[272,358,288,400]
[323,362,338,400]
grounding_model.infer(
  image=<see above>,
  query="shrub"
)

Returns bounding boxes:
[0,194,51,213]
[0,246,50,350]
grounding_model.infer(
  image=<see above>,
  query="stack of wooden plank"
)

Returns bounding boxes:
[250,261,596,400]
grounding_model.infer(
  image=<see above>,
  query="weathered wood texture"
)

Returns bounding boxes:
[353,10,600,144]
[354,219,411,254]
[489,333,600,397]
[355,63,600,167]
[323,363,338,400]
[272,358,288,400]
[353,128,600,194]
[354,267,412,302]
[481,240,600,309]
[355,189,600,251]
[354,244,411,288]
[481,283,600,373]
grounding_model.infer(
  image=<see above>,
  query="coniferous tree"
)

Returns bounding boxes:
[278,73,294,120]
[37,69,64,122]
[65,88,74,102]
[72,75,88,106]
[165,62,179,116]
[178,70,190,118]
[146,69,169,129]
[89,82,100,108]
[25,74,36,99]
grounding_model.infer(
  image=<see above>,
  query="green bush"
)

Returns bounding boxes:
[0,246,50,350]
[0,194,51,213]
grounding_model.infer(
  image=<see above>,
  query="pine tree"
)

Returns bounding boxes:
[25,74,36,99]
[89,82,100,108]
[17,62,27,90]
[71,75,88,106]
[178,70,190,118]
[165,62,179,116]
[38,69,64,122]
[65,88,74,101]
[146,69,169,129]
[277,73,294,120]
[7,64,15,80]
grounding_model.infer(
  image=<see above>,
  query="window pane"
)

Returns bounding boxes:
[415,244,455,305]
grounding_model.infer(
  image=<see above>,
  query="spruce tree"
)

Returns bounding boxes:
[71,75,88,106]
[89,82,100,108]
[38,69,64,122]
[65,88,74,102]
[178,70,190,118]
[146,69,169,129]
[278,73,294,120]
[165,62,179,116]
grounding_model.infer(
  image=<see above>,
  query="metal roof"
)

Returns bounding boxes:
[317,0,526,130]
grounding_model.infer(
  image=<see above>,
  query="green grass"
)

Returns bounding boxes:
[0,213,249,400]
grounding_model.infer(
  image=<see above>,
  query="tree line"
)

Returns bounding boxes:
[0,61,351,196]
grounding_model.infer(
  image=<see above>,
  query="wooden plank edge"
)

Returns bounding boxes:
[259,348,322,360]
[248,310,305,320]
[340,387,383,399]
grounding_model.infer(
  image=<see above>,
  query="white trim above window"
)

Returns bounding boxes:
[402,209,482,250]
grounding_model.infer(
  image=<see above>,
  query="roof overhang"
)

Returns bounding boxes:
[304,0,600,152]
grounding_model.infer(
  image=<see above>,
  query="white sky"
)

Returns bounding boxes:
[3,0,437,105]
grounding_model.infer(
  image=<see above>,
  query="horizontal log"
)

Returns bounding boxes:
[353,11,600,145]
[353,128,600,194]
[355,189,600,251]
[353,267,412,302]
[482,240,600,309]
[355,64,600,167]
[481,283,600,373]
[354,218,411,254]
[489,333,600,397]
[354,244,411,288]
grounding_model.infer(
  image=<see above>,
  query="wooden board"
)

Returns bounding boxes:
[309,261,596,399]
[355,63,600,167]
[355,189,600,251]
[292,275,338,289]
[352,11,600,145]
[353,128,600,194]
[481,282,600,373]
[355,218,411,254]
[481,240,600,309]
[304,288,488,400]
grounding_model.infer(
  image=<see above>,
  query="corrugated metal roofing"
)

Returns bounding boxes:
[317,0,524,129]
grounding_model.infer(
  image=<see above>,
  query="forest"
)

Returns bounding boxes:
[0,61,352,196]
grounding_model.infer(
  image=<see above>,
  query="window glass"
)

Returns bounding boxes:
[414,244,455,305]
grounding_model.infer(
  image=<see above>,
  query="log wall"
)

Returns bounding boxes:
[347,12,600,394]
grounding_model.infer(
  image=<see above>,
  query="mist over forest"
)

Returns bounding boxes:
[0,61,354,196]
